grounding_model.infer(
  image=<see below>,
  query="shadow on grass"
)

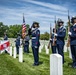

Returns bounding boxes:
[23,60,25,62]
[39,61,43,65]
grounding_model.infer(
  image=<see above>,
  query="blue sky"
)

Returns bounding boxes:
[0,0,76,33]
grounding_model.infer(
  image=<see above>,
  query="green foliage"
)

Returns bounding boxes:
[40,32,49,40]
[7,25,22,38]
[0,21,71,41]
[0,22,30,38]
[0,22,9,37]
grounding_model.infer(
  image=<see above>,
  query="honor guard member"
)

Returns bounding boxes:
[30,22,40,66]
[55,19,66,63]
[4,32,8,40]
[68,16,76,68]
[4,32,8,53]
[23,33,30,53]
[50,28,57,53]
[15,33,21,54]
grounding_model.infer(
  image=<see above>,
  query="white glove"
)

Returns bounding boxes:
[68,32,72,35]
[35,46,38,48]
[54,33,57,36]
[50,39,52,41]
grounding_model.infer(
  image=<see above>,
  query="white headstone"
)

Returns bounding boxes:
[10,46,12,56]
[39,46,42,53]
[0,50,5,54]
[13,47,16,58]
[39,45,43,53]
[45,45,49,54]
[19,47,23,62]
[50,54,63,75]
[68,47,72,59]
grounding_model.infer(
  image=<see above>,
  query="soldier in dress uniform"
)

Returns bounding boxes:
[55,19,66,64]
[4,32,8,40]
[23,33,30,53]
[50,28,57,53]
[68,16,76,68]
[29,22,40,66]
[15,33,21,54]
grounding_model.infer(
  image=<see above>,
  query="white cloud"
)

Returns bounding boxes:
[0,0,70,33]
[24,0,68,11]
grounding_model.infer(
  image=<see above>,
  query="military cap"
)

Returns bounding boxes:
[71,16,76,24]
[57,18,64,24]
[32,21,39,28]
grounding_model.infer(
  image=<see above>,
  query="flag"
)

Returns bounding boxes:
[22,13,27,39]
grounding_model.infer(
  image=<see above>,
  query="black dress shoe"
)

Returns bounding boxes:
[32,63,39,66]
[73,66,76,68]
[72,64,76,68]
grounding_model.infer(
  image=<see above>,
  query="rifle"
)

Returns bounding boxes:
[67,10,70,47]
[48,24,52,49]
[52,16,57,46]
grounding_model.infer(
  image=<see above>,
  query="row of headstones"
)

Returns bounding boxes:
[9,40,71,75]
[39,44,72,59]
[10,46,63,75]
[10,39,72,58]
[9,44,44,63]
[10,47,23,62]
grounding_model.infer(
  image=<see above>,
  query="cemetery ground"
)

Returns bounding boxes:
[0,47,76,75]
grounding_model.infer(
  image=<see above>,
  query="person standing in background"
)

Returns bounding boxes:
[15,33,21,54]
[23,33,30,53]
[50,28,57,54]
[4,32,8,40]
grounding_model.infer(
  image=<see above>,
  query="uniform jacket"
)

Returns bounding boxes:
[50,33,57,45]
[24,35,30,45]
[15,36,20,46]
[31,28,40,47]
[70,24,76,45]
[57,26,66,45]
[4,35,8,40]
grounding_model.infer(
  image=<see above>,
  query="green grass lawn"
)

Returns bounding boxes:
[0,47,76,75]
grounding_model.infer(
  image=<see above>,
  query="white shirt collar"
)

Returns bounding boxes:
[73,23,76,26]
[59,26,63,28]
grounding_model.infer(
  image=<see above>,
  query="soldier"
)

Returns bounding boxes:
[4,32,8,53]
[23,33,30,53]
[4,32,8,40]
[55,19,66,64]
[50,28,57,53]
[29,22,40,66]
[68,16,76,68]
[15,33,21,54]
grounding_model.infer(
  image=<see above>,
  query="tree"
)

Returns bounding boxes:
[0,22,9,37]
[40,32,49,40]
